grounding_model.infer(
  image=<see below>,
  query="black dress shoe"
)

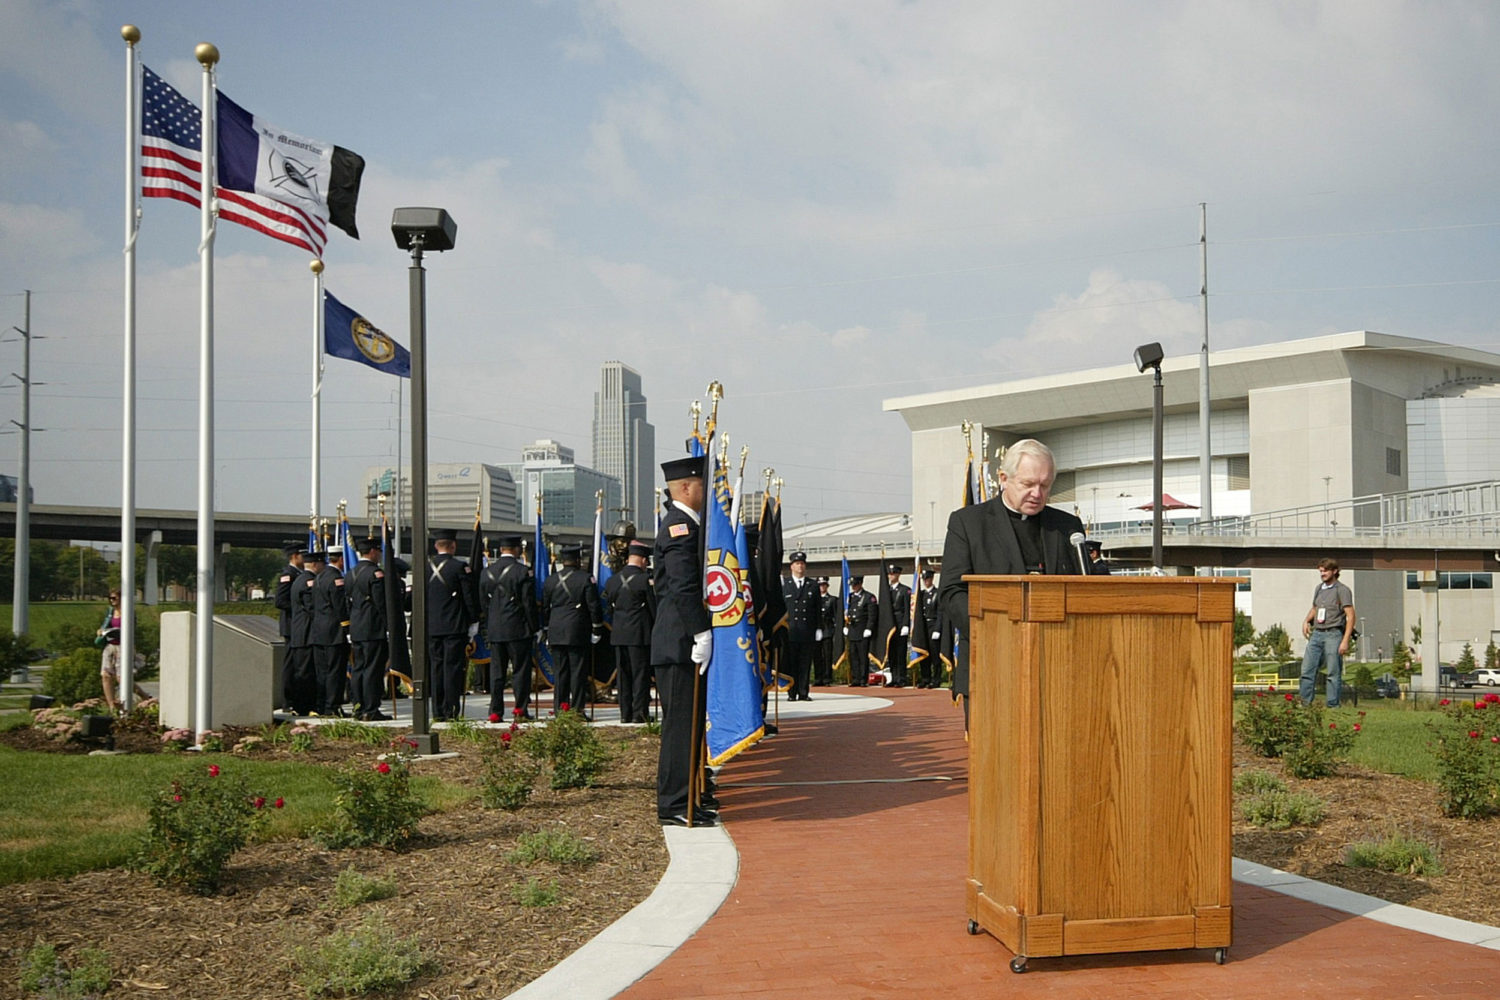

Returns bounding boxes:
[698,794,721,809]
[659,812,718,828]
[763,722,779,735]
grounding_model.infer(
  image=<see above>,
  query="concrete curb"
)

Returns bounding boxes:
[504,824,738,1000]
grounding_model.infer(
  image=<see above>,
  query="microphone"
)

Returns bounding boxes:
[1070,532,1089,575]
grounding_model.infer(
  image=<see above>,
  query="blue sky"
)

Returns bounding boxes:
[2,0,1498,530]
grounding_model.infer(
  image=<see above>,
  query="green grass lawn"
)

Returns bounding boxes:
[0,746,472,885]
[1235,693,1446,781]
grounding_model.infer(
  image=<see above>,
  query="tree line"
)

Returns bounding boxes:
[0,539,283,602]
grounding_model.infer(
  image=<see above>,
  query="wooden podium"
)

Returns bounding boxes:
[963,575,1234,971]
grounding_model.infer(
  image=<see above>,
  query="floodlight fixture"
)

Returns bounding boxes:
[1134,342,1166,569]
[1133,341,1164,373]
[390,207,457,253]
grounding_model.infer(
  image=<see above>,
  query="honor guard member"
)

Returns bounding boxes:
[883,563,913,687]
[916,567,943,688]
[604,539,656,723]
[652,454,715,827]
[428,528,480,721]
[815,577,839,686]
[542,544,603,714]
[291,550,324,714]
[844,575,876,686]
[1085,539,1113,575]
[348,537,391,720]
[311,548,351,717]
[479,535,539,720]
[325,548,353,709]
[781,551,820,701]
[274,542,312,714]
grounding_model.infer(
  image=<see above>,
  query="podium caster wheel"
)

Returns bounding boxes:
[1214,948,1227,965]
[1010,957,1028,973]
[966,920,979,936]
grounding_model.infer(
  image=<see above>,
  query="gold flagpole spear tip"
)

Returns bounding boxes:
[121,25,140,44]
[195,43,220,66]
[310,259,324,274]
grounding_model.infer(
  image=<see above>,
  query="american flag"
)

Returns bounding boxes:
[141,66,327,256]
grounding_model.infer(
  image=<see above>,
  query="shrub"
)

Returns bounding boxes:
[1233,769,1286,795]
[525,707,610,789]
[511,877,561,908]
[331,867,399,910]
[480,732,541,811]
[288,724,316,753]
[292,914,431,997]
[1238,693,1359,777]
[315,740,427,850]
[19,941,112,999]
[131,763,274,895]
[1428,695,1500,819]
[1241,790,1327,830]
[41,649,102,706]
[507,829,598,866]
[31,707,84,742]
[1,627,40,679]
[45,622,97,658]
[1345,833,1443,876]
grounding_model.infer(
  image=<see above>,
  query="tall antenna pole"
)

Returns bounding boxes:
[1198,202,1213,521]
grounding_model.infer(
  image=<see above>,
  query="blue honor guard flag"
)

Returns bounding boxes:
[324,291,411,377]
[704,452,764,765]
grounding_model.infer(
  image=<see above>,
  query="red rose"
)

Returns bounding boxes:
[1329,723,1337,729]
[274,797,284,809]
[172,794,182,802]
[489,713,501,723]
[1266,685,1276,692]
[501,731,512,744]
[1485,693,1500,704]
[560,702,571,712]
[1492,736,1499,744]
[1284,693,1294,701]
[253,796,265,809]
[513,707,523,717]
[1352,724,1361,732]
[1441,698,1451,706]
[208,764,220,777]
[1469,730,1481,739]
[1476,702,1488,711]
[376,761,392,774]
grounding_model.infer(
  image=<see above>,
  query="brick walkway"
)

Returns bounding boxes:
[618,687,1500,1000]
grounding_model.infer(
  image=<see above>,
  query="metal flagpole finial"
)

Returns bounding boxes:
[195,42,219,66]
[774,477,783,501]
[122,24,140,44]
[377,493,387,518]
[309,259,324,275]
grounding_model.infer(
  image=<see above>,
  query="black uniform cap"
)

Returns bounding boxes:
[431,528,459,543]
[849,575,864,585]
[920,567,935,579]
[661,455,707,481]
[357,537,382,554]
[788,550,808,563]
[282,540,306,556]
[627,540,652,558]
[817,577,829,585]
[886,563,904,575]
[558,544,585,562]
[1085,539,1103,552]
[304,550,327,563]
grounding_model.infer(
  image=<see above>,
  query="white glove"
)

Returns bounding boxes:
[931,632,940,641]
[863,629,872,638]
[899,626,909,637]
[815,629,823,642]
[842,627,849,636]
[590,633,601,645]
[691,629,713,668]
[467,623,479,639]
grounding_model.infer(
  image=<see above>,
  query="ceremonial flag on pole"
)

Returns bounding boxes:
[753,492,786,639]
[339,511,357,570]
[381,515,412,684]
[833,551,851,677]
[324,291,410,377]
[907,555,926,676]
[705,449,764,765]
[467,509,490,669]
[532,503,556,686]
[876,546,895,674]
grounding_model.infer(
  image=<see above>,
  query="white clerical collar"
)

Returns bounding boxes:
[1001,495,1030,520]
[672,499,702,525]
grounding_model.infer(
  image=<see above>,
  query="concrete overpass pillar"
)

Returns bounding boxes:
[144,530,162,605]
[1413,570,1441,697]
[215,542,231,602]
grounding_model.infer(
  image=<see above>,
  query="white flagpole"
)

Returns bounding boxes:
[193,42,220,743]
[311,258,324,530]
[120,25,141,713]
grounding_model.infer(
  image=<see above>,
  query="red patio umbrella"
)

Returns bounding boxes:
[1135,493,1200,512]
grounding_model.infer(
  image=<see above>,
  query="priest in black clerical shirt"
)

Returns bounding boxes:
[937,438,1087,714]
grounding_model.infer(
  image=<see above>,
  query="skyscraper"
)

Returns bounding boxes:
[592,361,655,526]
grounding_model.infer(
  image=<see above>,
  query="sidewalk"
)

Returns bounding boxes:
[613,687,1500,1000]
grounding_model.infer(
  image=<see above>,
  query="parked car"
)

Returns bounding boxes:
[1373,675,1401,699]
[1474,668,1500,686]
[1440,665,1477,688]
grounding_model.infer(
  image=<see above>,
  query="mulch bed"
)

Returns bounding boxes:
[0,721,668,999]
[1232,739,1500,928]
